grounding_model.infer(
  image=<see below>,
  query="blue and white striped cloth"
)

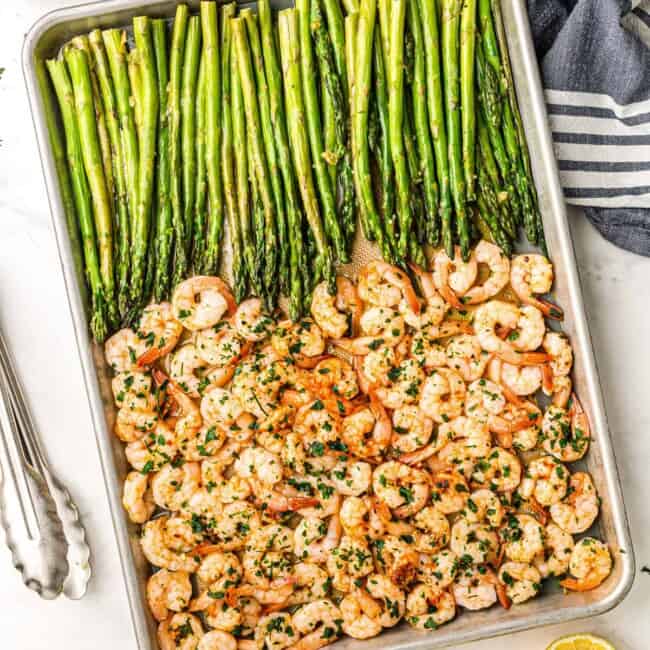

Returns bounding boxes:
[527,0,650,256]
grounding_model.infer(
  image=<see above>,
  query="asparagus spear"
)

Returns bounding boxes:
[321,75,337,187]
[476,40,500,130]
[180,16,202,260]
[168,5,189,288]
[201,1,226,275]
[490,0,544,249]
[407,0,440,246]
[231,36,259,297]
[312,0,356,244]
[102,30,139,267]
[278,9,334,290]
[242,9,289,293]
[259,0,304,318]
[151,20,174,303]
[129,16,158,309]
[296,0,347,263]
[192,56,208,269]
[460,0,477,200]
[220,4,247,302]
[232,17,279,302]
[419,0,453,255]
[249,124,267,302]
[353,0,393,261]
[88,30,131,318]
[441,0,469,257]
[477,140,513,240]
[47,59,108,341]
[476,193,512,255]
[64,46,118,327]
[127,49,143,145]
[388,0,413,259]
[342,0,360,15]
[322,0,348,103]
[372,30,397,255]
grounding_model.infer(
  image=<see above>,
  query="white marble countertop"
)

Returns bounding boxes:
[1,1,649,649]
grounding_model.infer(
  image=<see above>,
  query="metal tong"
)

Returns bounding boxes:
[0,325,91,599]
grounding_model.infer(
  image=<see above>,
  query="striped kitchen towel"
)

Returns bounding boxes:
[527,0,650,256]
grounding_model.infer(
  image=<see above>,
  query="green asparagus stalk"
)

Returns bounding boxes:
[192,56,208,269]
[64,46,118,327]
[242,9,290,293]
[232,17,279,302]
[312,0,356,244]
[201,1,226,275]
[220,4,247,302]
[129,16,158,308]
[88,30,131,318]
[441,0,469,257]
[168,5,189,288]
[102,29,139,268]
[47,59,108,340]
[476,193,512,255]
[259,0,304,318]
[388,0,413,258]
[151,19,174,303]
[296,0,347,263]
[180,16,202,258]
[476,40,500,130]
[322,0,348,103]
[353,0,393,261]
[278,8,334,289]
[372,30,397,255]
[321,76,337,186]
[478,0,500,72]
[231,36,259,297]
[249,124,267,302]
[460,0,477,200]
[127,49,143,145]
[342,0,360,14]
[407,0,440,246]
[477,141,513,240]
[419,0,453,255]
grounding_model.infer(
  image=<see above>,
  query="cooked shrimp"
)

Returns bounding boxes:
[550,471,599,534]
[141,516,201,573]
[234,446,284,487]
[158,613,204,650]
[560,537,611,591]
[147,569,192,623]
[410,330,447,370]
[412,505,450,553]
[446,334,490,382]
[366,573,406,627]
[197,631,237,650]
[406,584,456,630]
[542,396,591,462]
[327,534,374,592]
[335,307,405,355]
[294,399,342,449]
[433,247,478,308]
[466,378,506,416]
[453,566,508,611]
[373,535,419,587]
[341,394,392,461]
[488,357,543,397]
[419,368,466,423]
[534,523,574,578]
[272,319,326,365]
[417,549,458,591]
[358,345,396,390]
[122,471,155,524]
[208,500,261,551]
[151,462,201,511]
[390,405,434,455]
[472,447,522,493]
[358,260,419,313]
[373,461,430,518]
[281,563,330,606]
[498,562,541,605]
[105,328,147,372]
[436,416,492,477]
[294,515,341,563]
[502,514,545,564]
[403,265,449,329]
[510,253,563,320]
[290,599,342,649]
[136,302,184,366]
[172,276,236,331]
[254,612,296,650]
[195,321,245,369]
[375,358,425,409]
[340,589,383,639]
[112,370,152,407]
[124,423,178,472]
[463,489,504,528]
[114,399,158,443]
[200,386,244,426]
[233,298,274,342]
[463,241,510,305]
[330,460,372,496]
[518,456,568,507]
[169,344,208,398]
[311,277,362,339]
[242,525,294,588]
[451,517,500,565]
[311,357,359,399]
[430,470,470,515]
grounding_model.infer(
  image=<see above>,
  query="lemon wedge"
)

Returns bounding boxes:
[546,634,615,650]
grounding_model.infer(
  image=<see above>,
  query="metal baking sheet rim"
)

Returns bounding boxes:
[22,1,635,648]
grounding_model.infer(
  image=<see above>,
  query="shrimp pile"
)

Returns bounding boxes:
[105,245,611,649]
